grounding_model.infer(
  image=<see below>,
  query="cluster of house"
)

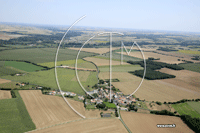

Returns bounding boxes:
[86,87,137,111]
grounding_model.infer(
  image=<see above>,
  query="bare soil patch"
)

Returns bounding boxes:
[0,90,11,99]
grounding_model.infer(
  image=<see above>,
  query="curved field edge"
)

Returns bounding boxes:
[0,90,36,133]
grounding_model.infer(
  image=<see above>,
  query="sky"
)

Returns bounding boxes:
[0,0,200,32]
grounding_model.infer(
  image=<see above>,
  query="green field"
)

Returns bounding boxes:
[103,102,117,109]
[98,64,143,72]
[39,59,96,69]
[0,48,97,63]
[2,68,98,95]
[171,102,200,118]
[0,90,36,132]
[179,63,200,73]
[187,102,200,114]
[0,61,22,76]
[5,61,43,72]
[95,52,142,62]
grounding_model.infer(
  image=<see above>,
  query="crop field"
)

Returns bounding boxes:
[5,61,43,72]
[0,78,11,84]
[0,90,11,99]
[95,51,142,62]
[69,47,120,54]
[19,90,82,129]
[0,48,96,63]
[187,102,200,114]
[171,102,200,118]
[99,72,200,102]
[32,118,127,133]
[179,63,200,73]
[84,57,130,66]
[118,51,184,64]
[98,64,143,72]
[39,59,96,69]
[0,81,20,89]
[120,111,193,133]
[0,90,36,133]
[178,50,200,55]
[2,68,98,95]
[0,61,22,76]
[158,68,200,93]
[145,102,176,112]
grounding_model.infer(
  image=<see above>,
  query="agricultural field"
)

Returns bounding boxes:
[0,78,11,84]
[98,64,142,72]
[0,61,22,76]
[39,59,96,69]
[69,47,120,54]
[118,51,184,64]
[32,118,127,133]
[19,90,81,129]
[120,111,194,133]
[145,102,176,112]
[0,90,35,133]
[95,51,142,62]
[2,68,98,95]
[0,79,19,89]
[158,68,200,92]
[178,50,200,55]
[0,90,11,99]
[84,57,130,66]
[179,63,200,73]
[0,48,97,63]
[99,72,200,102]
[171,102,200,118]
[5,61,43,72]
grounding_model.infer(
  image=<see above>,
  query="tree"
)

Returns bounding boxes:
[104,98,108,102]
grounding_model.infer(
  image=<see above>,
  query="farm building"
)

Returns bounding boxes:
[101,113,111,118]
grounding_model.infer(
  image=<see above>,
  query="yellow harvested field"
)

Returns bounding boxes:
[69,47,120,54]
[32,118,127,133]
[84,57,130,66]
[19,90,81,129]
[179,50,200,55]
[0,90,11,99]
[99,72,200,102]
[0,78,11,84]
[121,111,194,133]
[118,51,184,64]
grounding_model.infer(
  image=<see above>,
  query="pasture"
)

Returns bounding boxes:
[0,90,35,132]
[0,61,22,76]
[69,47,120,54]
[99,72,200,102]
[32,118,127,133]
[0,90,11,99]
[0,48,96,63]
[171,102,200,118]
[120,111,193,133]
[84,57,130,66]
[179,63,200,73]
[5,61,43,72]
[178,50,200,55]
[2,68,98,95]
[39,59,96,69]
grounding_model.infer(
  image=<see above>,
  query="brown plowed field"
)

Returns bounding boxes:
[32,118,127,133]
[0,90,11,99]
[121,111,194,133]
[0,78,11,84]
[19,90,81,129]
